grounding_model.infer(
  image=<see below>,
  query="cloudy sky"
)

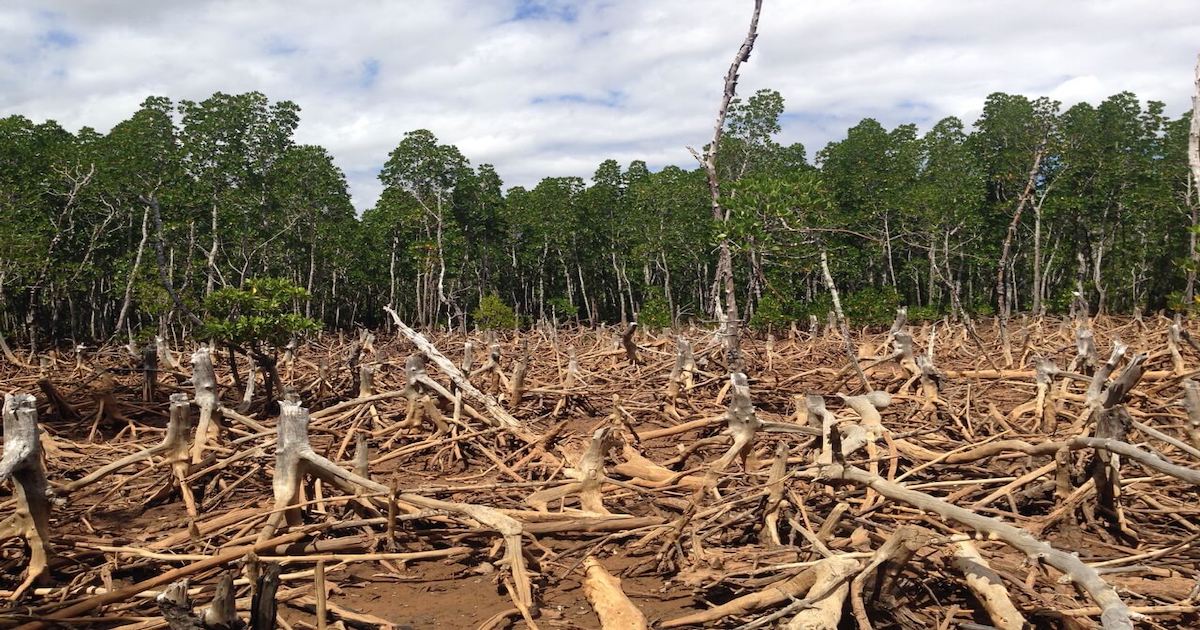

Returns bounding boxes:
[3,1,1198,210]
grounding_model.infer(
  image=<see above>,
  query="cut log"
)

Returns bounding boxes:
[582,556,647,630]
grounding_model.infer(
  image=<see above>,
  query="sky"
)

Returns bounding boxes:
[2,0,1198,211]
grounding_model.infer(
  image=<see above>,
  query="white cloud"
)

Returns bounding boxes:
[2,0,1197,211]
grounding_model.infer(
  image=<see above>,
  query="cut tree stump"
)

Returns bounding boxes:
[0,393,53,599]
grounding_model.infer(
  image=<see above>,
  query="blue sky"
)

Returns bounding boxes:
[2,1,1198,211]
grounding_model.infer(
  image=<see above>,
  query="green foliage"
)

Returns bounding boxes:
[199,278,319,350]
[969,301,995,317]
[906,305,944,322]
[1046,289,1077,315]
[749,295,792,332]
[0,84,1194,344]
[842,287,903,327]
[1165,291,1200,315]
[638,288,672,329]
[546,296,579,321]
[473,294,518,330]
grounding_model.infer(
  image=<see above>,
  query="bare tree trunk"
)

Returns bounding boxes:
[821,250,871,391]
[1032,204,1043,314]
[691,0,762,371]
[388,235,398,314]
[143,195,202,326]
[114,204,151,336]
[206,201,219,295]
[996,147,1044,319]
[1188,54,1200,305]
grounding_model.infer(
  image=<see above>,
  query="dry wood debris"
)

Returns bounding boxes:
[2,314,1199,628]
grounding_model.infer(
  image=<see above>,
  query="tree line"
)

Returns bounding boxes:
[1,88,1196,344]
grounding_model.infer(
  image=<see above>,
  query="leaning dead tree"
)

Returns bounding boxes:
[689,0,764,371]
[0,394,53,599]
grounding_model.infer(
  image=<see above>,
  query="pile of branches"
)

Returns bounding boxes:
[1,311,1199,629]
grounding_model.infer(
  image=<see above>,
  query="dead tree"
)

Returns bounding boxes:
[142,344,158,402]
[821,249,871,391]
[509,338,530,410]
[156,573,243,630]
[0,393,53,598]
[813,462,1134,629]
[688,0,763,371]
[1183,380,1200,450]
[260,399,535,613]
[1089,354,1146,542]
[664,337,696,419]
[526,426,623,513]
[709,373,816,478]
[36,377,79,421]
[1010,357,1060,431]
[995,139,1048,366]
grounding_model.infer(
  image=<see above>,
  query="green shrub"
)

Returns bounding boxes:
[473,294,518,330]
[842,286,902,327]
[969,300,995,317]
[199,277,320,350]
[199,277,320,405]
[546,296,579,321]
[638,288,672,329]
[749,295,792,332]
[1046,288,1076,315]
[906,305,943,322]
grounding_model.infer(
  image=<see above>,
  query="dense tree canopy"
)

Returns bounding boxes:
[0,88,1195,343]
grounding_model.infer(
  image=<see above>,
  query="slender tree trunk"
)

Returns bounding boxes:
[693,0,762,371]
[143,195,202,326]
[884,213,897,287]
[997,146,1044,320]
[114,204,151,336]
[1032,204,1042,314]
[928,230,938,308]
[577,262,593,326]
[1187,54,1200,305]
[306,236,316,319]
[206,201,219,295]
[388,235,398,309]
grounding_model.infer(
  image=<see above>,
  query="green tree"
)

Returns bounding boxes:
[199,277,319,405]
